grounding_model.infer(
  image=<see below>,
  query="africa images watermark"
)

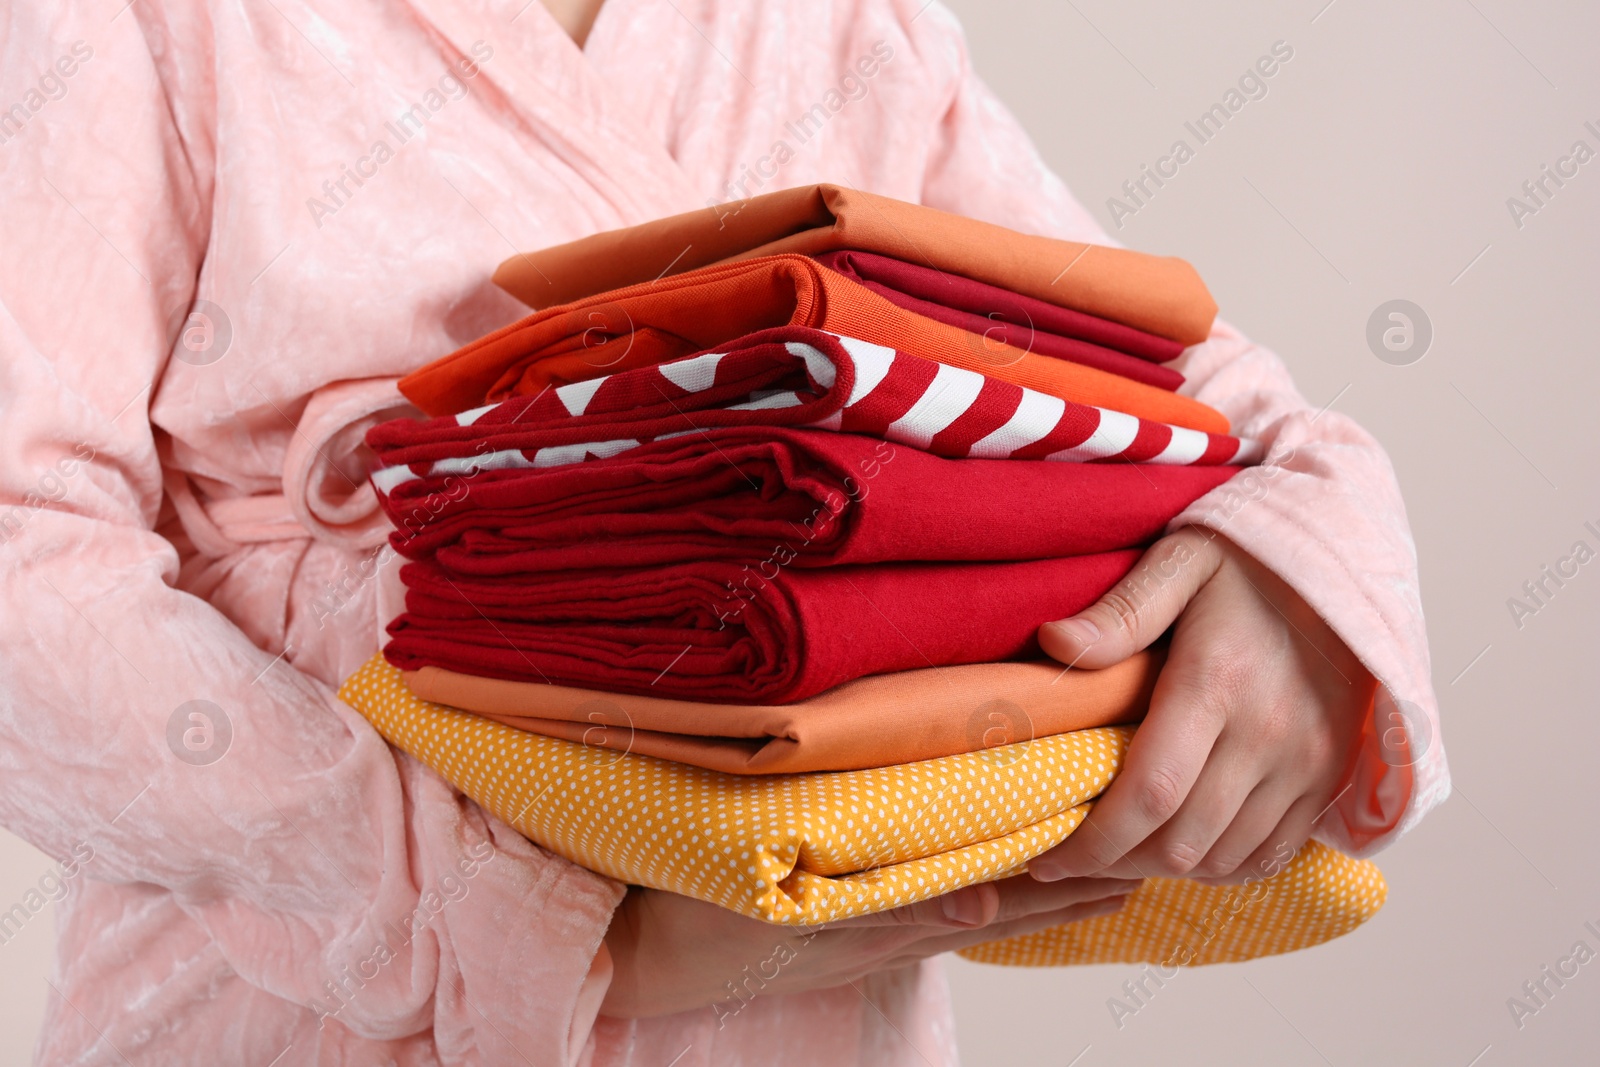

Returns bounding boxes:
[707,843,897,1030]
[0,40,94,147]
[706,39,896,223]
[1079,437,1302,626]
[709,927,824,1029]
[305,40,495,228]
[1505,519,1599,631]
[312,839,498,1027]
[308,543,399,630]
[1505,118,1600,230]
[0,842,95,949]
[1106,40,1296,229]
[711,440,897,631]
[1106,840,1299,1029]
[0,444,96,546]
[1506,917,1600,1031]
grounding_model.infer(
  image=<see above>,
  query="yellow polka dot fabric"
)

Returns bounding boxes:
[959,838,1386,966]
[340,654,1385,964]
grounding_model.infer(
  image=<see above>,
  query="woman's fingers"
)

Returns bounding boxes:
[879,894,1136,968]
[1088,738,1266,880]
[603,873,1146,1016]
[833,881,1001,929]
[1029,672,1224,881]
[1038,529,1222,670]
[837,874,1142,929]
[1193,791,1325,886]
[1182,778,1303,881]
[985,873,1143,925]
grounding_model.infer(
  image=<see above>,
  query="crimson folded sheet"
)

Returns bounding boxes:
[384,550,1142,703]
[378,427,1238,574]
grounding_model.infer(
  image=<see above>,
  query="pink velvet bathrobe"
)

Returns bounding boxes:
[0,0,1448,1063]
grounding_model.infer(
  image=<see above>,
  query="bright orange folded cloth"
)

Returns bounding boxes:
[402,654,1160,775]
[399,254,1229,434]
[490,184,1218,345]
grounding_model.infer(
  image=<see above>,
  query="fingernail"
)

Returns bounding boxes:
[1053,618,1100,646]
[1029,858,1070,883]
[940,891,984,926]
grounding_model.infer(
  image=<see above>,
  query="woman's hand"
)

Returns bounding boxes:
[599,875,1141,1018]
[1029,527,1374,885]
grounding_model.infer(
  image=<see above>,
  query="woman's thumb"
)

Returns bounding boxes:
[1038,529,1221,669]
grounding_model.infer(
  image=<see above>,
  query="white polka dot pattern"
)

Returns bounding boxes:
[342,655,1121,924]
[958,838,1387,966]
[340,655,1386,963]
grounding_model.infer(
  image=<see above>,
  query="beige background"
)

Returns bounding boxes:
[2,1,1596,1064]
[938,0,1600,1064]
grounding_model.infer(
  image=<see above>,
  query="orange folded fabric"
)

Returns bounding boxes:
[399,255,1228,434]
[401,653,1159,775]
[490,184,1218,345]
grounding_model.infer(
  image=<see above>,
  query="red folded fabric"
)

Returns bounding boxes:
[368,329,1258,482]
[398,255,1229,433]
[378,427,1238,574]
[383,550,1142,703]
[812,250,1186,389]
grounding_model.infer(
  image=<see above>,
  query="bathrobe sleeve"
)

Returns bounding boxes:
[901,0,1448,856]
[0,8,619,1062]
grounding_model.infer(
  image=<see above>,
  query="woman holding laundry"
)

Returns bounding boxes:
[0,0,1441,1062]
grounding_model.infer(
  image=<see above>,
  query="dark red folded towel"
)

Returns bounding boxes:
[379,427,1237,574]
[384,550,1142,703]
[812,250,1187,387]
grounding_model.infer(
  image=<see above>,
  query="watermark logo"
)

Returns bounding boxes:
[1506,121,1599,230]
[0,444,96,545]
[573,697,635,768]
[706,40,895,221]
[1366,299,1431,366]
[0,40,94,148]
[1106,840,1298,1029]
[166,700,233,766]
[309,544,397,630]
[964,308,1034,368]
[567,301,638,371]
[965,699,1035,768]
[713,442,895,631]
[305,41,494,230]
[1506,521,1599,631]
[1373,689,1433,768]
[0,842,95,948]
[313,839,498,1028]
[1106,40,1295,229]
[1507,921,1600,1031]
[167,298,233,366]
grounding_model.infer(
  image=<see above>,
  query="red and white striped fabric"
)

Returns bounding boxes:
[367,327,1259,493]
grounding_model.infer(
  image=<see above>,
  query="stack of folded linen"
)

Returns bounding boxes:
[369,328,1254,705]
[340,186,1386,968]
